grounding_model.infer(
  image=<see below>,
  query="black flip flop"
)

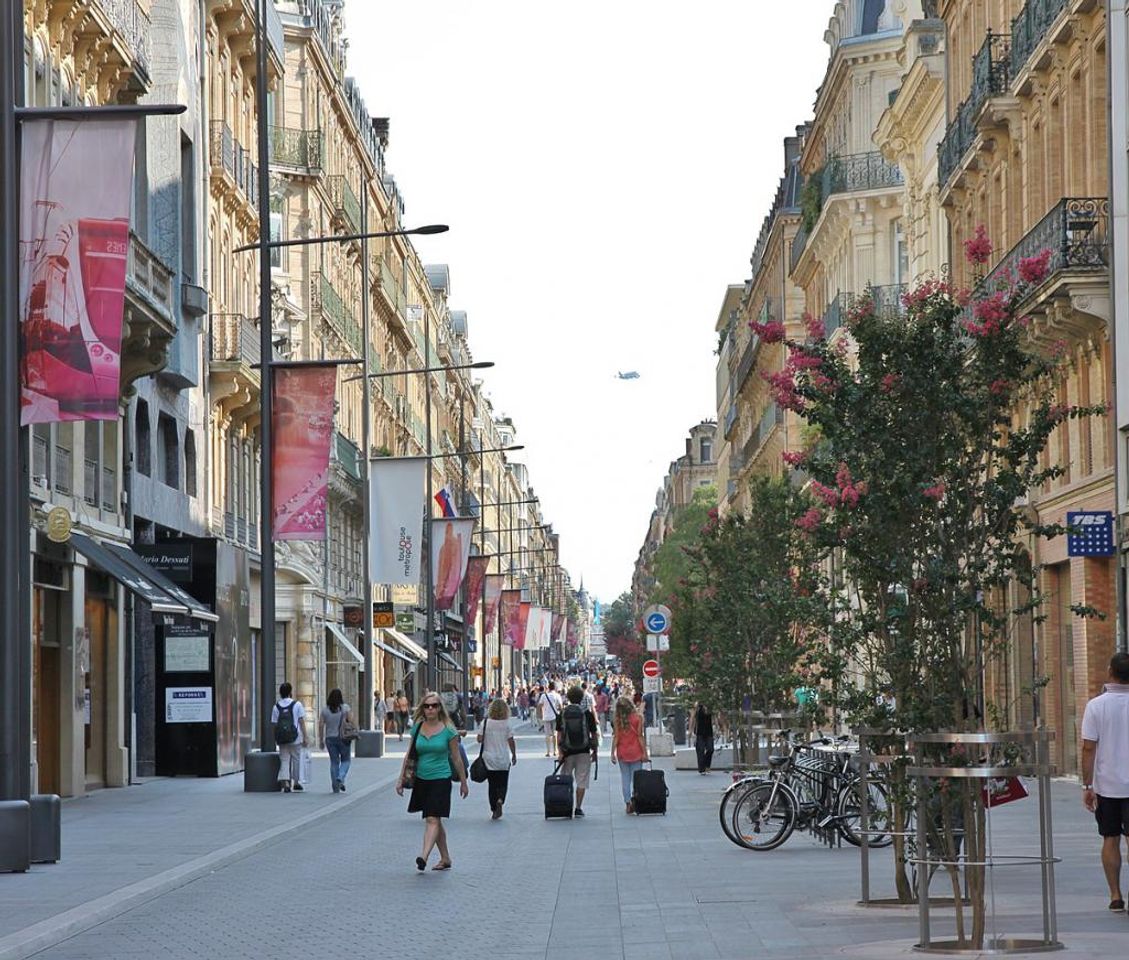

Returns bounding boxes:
[415,856,426,872]
[1109,898,1124,911]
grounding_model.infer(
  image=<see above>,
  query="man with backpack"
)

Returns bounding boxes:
[556,685,599,817]
[271,681,307,793]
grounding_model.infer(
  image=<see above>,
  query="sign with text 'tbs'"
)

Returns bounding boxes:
[1066,511,1115,557]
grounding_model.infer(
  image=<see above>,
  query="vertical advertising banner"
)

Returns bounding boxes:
[19,119,137,424]
[483,575,505,633]
[539,607,554,650]
[463,555,490,623]
[272,364,338,540]
[516,601,532,651]
[500,589,522,647]
[432,518,475,611]
[370,457,426,584]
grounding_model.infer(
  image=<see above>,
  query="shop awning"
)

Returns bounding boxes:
[375,635,416,665]
[383,627,428,661]
[437,650,463,672]
[326,623,364,665]
[104,542,219,624]
[70,533,188,615]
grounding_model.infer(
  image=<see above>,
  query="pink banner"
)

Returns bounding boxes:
[515,601,532,652]
[19,119,137,424]
[483,575,505,633]
[432,518,474,611]
[463,555,491,623]
[272,365,338,540]
[500,589,522,647]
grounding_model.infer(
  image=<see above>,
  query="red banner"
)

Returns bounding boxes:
[483,575,505,633]
[515,601,532,651]
[463,556,491,623]
[500,589,522,647]
[19,119,137,424]
[272,364,338,540]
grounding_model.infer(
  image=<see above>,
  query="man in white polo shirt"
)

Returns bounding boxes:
[1081,652,1129,912]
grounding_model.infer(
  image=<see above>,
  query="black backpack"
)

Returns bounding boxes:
[560,704,591,755]
[274,701,299,745]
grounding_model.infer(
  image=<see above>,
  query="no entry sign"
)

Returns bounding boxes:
[642,659,660,678]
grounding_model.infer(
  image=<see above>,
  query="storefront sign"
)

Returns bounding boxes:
[372,601,395,629]
[164,629,210,673]
[395,610,415,631]
[165,686,213,723]
[46,506,72,543]
[391,583,418,605]
[136,543,193,582]
[1066,511,1115,557]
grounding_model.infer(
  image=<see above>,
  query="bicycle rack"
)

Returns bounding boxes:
[857,727,920,907]
[906,730,1061,955]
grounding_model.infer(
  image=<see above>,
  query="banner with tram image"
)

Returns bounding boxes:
[19,119,137,424]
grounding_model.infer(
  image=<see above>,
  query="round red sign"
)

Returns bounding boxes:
[642,660,660,678]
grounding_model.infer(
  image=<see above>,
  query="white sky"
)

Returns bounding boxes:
[346,1,834,603]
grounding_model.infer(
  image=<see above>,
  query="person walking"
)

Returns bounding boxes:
[395,692,469,871]
[477,697,518,819]
[1081,652,1129,911]
[690,700,715,775]
[394,690,410,740]
[373,689,388,734]
[383,692,396,733]
[271,682,307,793]
[595,686,610,735]
[611,694,649,814]
[518,687,530,722]
[541,681,563,757]
[557,685,599,817]
[319,688,354,793]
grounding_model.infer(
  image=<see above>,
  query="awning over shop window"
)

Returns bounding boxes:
[326,623,363,665]
[70,533,188,615]
[375,635,416,665]
[104,542,218,624]
[437,651,463,672]
[383,627,427,661]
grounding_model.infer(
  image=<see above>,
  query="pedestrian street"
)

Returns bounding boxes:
[5,725,1125,960]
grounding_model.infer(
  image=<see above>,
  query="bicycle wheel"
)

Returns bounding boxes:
[730,781,797,851]
[836,779,893,848]
[719,778,765,848]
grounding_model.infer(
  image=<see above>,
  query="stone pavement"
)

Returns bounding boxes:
[2,725,1127,959]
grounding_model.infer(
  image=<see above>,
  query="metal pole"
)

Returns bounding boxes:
[0,0,31,809]
[254,0,275,750]
[458,400,469,707]
[423,305,436,692]
[359,174,373,729]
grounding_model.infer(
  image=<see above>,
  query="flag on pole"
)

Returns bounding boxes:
[432,517,474,611]
[19,119,137,424]
[500,590,522,646]
[464,555,491,623]
[370,457,427,584]
[433,484,457,519]
[484,575,505,633]
[272,364,338,539]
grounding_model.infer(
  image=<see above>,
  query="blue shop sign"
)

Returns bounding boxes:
[1066,511,1115,557]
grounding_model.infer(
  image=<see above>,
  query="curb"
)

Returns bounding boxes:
[0,769,401,960]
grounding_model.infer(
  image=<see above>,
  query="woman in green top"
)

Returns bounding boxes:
[396,691,468,871]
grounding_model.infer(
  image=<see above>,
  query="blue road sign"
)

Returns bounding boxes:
[643,604,671,634]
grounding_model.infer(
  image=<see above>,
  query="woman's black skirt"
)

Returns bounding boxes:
[408,776,452,819]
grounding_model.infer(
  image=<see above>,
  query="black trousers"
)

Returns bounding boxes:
[695,735,715,773]
[486,769,510,808]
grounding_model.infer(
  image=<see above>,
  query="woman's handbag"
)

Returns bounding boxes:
[470,718,489,783]
[402,724,421,789]
[340,711,358,742]
[451,737,470,782]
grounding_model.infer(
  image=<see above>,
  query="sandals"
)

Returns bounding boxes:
[1109,898,1125,911]
[415,856,427,872]
[432,861,452,871]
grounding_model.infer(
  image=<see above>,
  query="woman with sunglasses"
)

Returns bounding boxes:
[395,692,468,871]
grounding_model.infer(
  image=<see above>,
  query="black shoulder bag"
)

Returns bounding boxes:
[470,717,489,783]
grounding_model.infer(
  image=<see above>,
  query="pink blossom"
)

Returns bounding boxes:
[795,508,822,532]
[805,313,826,340]
[880,372,900,393]
[751,318,786,342]
[811,372,839,394]
[790,352,823,371]
[707,507,719,520]
[988,377,1010,396]
[922,483,945,501]
[1020,248,1052,285]
[782,450,807,467]
[811,482,840,507]
[963,224,993,266]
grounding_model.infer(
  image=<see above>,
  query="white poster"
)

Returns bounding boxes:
[165,634,210,672]
[524,605,542,651]
[165,687,214,724]
[370,457,427,585]
[538,607,553,650]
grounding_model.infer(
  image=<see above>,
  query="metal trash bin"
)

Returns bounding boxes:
[243,751,282,792]
[30,794,61,863]
[355,730,384,758]
[671,706,688,745]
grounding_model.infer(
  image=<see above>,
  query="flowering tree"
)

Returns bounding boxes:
[754,231,1102,937]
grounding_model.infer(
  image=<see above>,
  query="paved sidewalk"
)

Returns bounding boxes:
[3,725,1128,959]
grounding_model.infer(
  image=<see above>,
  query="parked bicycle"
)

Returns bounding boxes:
[721,731,893,851]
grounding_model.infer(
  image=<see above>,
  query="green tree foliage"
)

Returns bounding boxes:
[650,484,716,602]
[602,592,643,681]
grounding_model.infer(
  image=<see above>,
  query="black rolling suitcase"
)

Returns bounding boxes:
[632,763,668,815]
[544,762,575,818]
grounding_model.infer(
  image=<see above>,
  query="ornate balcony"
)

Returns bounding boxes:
[328,175,362,234]
[311,272,362,356]
[122,232,176,390]
[939,31,1012,187]
[208,313,263,420]
[1009,0,1068,81]
[269,125,322,174]
[208,121,258,209]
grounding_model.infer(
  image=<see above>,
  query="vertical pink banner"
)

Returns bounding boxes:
[463,555,491,623]
[483,575,505,633]
[272,364,338,540]
[19,119,137,424]
[500,589,522,647]
[515,601,532,652]
[432,518,474,611]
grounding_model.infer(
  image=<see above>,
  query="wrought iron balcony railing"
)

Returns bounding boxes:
[209,121,257,205]
[734,331,762,393]
[269,125,323,172]
[333,432,362,481]
[312,272,362,356]
[822,151,904,196]
[210,313,261,367]
[980,197,1109,294]
[95,0,151,81]
[328,175,362,233]
[790,222,809,273]
[1010,0,1068,80]
[939,31,1011,186]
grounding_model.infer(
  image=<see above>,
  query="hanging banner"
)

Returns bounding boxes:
[539,606,554,650]
[432,518,474,611]
[523,604,539,650]
[271,364,337,540]
[500,589,522,646]
[516,601,532,651]
[463,555,491,623]
[483,575,505,633]
[19,119,137,424]
[557,614,569,648]
[370,457,427,584]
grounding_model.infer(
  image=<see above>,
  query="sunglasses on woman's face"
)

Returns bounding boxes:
[423,703,440,709]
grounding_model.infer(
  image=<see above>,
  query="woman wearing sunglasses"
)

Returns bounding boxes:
[395,692,469,871]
